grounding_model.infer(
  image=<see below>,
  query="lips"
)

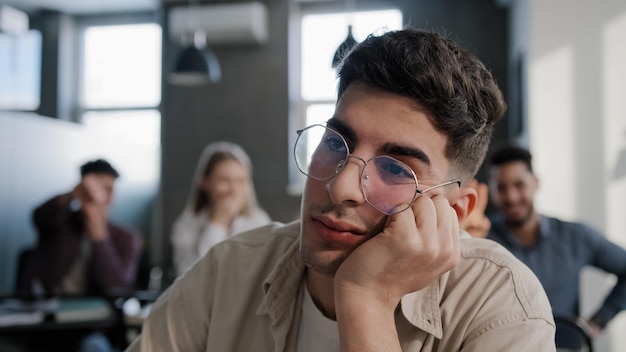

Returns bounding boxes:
[310,214,366,247]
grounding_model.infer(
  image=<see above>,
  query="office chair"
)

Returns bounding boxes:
[554,315,593,352]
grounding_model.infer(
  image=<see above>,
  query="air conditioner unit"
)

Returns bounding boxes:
[168,2,269,46]
[0,5,29,34]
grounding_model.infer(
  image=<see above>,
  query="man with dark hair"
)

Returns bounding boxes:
[18,158,143,351]
[129,29,555,351]
[20,158,142,296]
[80,159,120,178]
[467,145,626,339]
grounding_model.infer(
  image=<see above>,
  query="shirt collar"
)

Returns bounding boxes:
[256,223,305,318]
[537,215,551,238]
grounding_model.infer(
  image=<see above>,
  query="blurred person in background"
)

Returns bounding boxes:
[464,146,626,339]
[170,141,271,276]
[17,158,143,351]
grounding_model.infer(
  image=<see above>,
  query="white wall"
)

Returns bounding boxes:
[524,0,626,350]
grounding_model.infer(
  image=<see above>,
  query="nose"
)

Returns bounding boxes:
[325,155,367,207]
[499,186,519,205]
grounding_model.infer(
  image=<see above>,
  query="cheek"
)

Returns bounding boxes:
[104,190,114,204]
[302,179,327,204]
[209,182,229,195]
[521,189,534,202]
[238,181,251,194]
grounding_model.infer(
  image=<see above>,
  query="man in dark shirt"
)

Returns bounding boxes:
[465,146,626,338]
[19,158,143,296]
[17,159,143,351]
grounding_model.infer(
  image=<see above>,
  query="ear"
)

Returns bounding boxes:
[452,185,477,224]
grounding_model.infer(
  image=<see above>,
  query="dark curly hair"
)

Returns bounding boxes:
[80,159,119,178]
[336,28,506,183]
[491,145,533,173]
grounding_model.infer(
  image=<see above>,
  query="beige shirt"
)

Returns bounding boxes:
[127,221,555,352]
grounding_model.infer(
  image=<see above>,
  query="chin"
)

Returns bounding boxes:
[299,237,346,278]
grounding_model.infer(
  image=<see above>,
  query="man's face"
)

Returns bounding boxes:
[489,161,538,227]
[201,159,250,209]
[82,173,116,207]
[299,83,453,277]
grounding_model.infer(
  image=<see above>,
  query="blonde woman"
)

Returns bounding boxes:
[170,142,271,276]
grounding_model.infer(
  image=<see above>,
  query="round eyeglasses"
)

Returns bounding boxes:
[294,124,461,215]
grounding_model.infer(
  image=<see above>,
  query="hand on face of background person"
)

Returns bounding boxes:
[460,179,491,238]
[209,190,247,228]
[73,174,112,242]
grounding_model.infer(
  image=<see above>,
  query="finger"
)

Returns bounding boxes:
[410,195,438,237]
[431,194,460,247]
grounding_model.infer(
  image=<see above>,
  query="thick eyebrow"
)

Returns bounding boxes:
[381,143,432,166]
[327,118,357,144]
[328,117,431,166]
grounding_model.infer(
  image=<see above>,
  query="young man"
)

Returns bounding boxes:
[19,159,143,297]
[469,146,626,338]
[128,29,555,351]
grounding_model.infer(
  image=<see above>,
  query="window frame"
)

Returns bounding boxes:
[287,2,403,195]
[73,12,161,123]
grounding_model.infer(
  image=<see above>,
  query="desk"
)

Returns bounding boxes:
[119,290,161,343]
[0,296,121,351]
[0,291,162,351]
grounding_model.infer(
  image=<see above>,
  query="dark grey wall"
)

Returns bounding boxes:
[156,0,510,274]
[157,0,299,273]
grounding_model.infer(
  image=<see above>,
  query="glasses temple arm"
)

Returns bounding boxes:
[417,179,462,194]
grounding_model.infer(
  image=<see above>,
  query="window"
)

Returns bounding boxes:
[80,23,161,110]
[0,30,41,111]
[78,21,162,211]
[288,7,402,194]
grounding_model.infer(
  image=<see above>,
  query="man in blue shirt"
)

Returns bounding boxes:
[465,146,626,338]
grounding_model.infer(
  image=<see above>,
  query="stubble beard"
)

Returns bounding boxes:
[505,202,535,228]
[299,202,358,278]
[299,224,349,278]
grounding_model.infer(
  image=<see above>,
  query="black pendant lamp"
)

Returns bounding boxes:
[332,25,357,68]
[168,0,222,86]
[169,30,222,86]
[332,0,358,68]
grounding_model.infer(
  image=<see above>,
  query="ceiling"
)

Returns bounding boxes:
[0,0,160,15]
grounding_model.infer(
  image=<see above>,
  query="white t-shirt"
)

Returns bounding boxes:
[297,282,340,352]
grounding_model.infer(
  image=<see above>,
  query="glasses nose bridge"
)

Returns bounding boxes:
[336,154,368,175]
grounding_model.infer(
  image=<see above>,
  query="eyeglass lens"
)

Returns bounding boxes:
[294,125,418,214]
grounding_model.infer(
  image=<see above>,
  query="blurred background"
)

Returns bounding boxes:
[0,0,625,349]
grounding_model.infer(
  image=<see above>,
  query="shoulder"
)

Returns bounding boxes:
[460,236,524,265]
[34,193,70,212]
[542,215,605,240]
[249,207,272,221]
[211,221,298,259]
[454,238,553,320]
[185,221,300,279]
[172,209,202,228]
[172,221,300,300]
[236,208,272,229]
